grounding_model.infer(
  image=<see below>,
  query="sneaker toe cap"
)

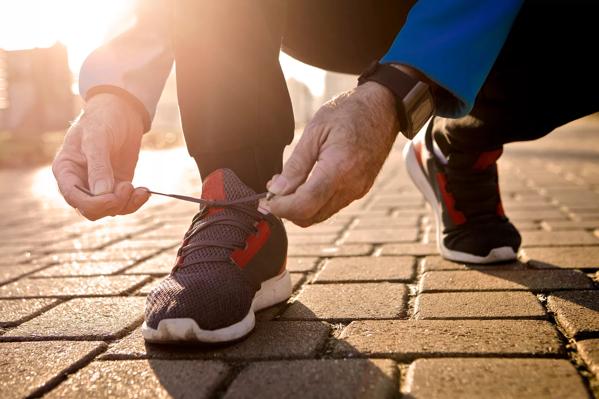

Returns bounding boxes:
[145,263,254,330]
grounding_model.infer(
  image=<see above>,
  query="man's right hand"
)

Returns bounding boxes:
[52,93,150,221]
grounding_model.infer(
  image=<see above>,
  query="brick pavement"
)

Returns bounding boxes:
[1,119,599,398]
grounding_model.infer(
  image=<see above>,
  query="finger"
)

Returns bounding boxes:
[267,160,338,222]
[53,159,124,220]
[293,189,354,227]
[81,129,115,195]
[110,181,135,216]
[268,123,323,196]
[121,187,151,215]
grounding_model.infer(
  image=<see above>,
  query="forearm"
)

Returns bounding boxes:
[79,0,174,131]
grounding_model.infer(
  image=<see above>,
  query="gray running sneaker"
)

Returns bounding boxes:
[142,169,291,343]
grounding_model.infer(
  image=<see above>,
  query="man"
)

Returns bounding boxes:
[52,0,598,343]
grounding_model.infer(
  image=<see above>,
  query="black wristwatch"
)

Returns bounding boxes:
[358,61,434,139]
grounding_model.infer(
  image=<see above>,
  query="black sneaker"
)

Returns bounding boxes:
[403,125,521,263]
[142,169,291,343]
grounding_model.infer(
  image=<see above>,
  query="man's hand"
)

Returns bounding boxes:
[52,93,150,221]
[265,82,400,227]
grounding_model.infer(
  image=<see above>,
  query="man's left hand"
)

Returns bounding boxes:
[265,81,400,227]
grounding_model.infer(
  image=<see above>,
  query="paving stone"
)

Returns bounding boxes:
[125,252,176,275]
[0,252,42,266]
[284,223,346,235]
[224,359,397,399]
[403,358,588,399]
[421,256,526,272]
[420,269,593,292]
[415,291,546,319]
[353,216,419,229]
[342,229,418,244]
[0,264,48,285]
[46,360,229,399]
[547,290,599,338]
[334,320,563,359]
[507,209,568,221]
[104,321,329,360]
[30,260,137,277]
[290,272,306,290]
[281,283,407,321]
[288,234,338,245]
[0,298,60,327]
[577,339,599,376]
[3,297,145,339]
[287,244,372,257]
[522,247,599,270]
[286,257,319,272]
[0,341,105,399]
[521,230,599,246]
[0,275,148,298]
[380,243,437,256]
[542,220,599,231]
[104,238,179,251]
[34,248,158,264]
[315,256,415,283]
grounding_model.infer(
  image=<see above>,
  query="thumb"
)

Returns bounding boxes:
[269,127,321,196]
[82,132,115,195]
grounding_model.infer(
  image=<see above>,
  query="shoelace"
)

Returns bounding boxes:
[75,185,267,269]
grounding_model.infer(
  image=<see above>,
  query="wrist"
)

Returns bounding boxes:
[85,93,145,135]
[358,61,435,139]
[86,86,150,132]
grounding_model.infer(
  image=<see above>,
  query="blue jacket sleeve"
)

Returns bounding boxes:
[381,0,523,117]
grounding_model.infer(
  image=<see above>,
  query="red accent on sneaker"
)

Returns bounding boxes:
[413,140,424,170]
[496,187,506,217]
[436,172,466,225]
[201,169,226,216]
[473,149,503,171]
[230,220,271,268]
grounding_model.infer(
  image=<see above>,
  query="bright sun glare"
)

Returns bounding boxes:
[0,0,324,95]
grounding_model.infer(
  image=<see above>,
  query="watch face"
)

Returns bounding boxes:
[406,82,434,135]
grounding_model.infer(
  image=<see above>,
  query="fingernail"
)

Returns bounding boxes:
[93,179,110,195]
[269,175,288,195]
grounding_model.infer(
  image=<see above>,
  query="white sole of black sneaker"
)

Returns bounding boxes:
[141,269,293,343]
[403,140,517,264]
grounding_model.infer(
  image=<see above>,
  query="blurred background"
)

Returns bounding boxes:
[0,0,356,168]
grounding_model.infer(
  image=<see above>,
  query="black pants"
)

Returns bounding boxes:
[174,1,598,192]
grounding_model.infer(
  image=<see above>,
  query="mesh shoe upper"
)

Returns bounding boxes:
[145,169,287,330]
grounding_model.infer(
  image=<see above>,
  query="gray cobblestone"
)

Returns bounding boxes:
[0,298,59,327]
[224,359,397,399]
[105,321,329,360]
[334,320,563,359]
[0,341,105,399]
[415,291,546,319]
[0,275,149,298]
[3,297,145,339]
[403,358,588,399]
[420,269,593,292]
[315,256,415,283]
[547,290,599,338]
[282,283,407,321]
[46,360,229,399]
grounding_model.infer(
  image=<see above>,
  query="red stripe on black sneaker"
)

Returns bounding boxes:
[231,220,272,268]
[436,172,466,225]
[473,149,503,171]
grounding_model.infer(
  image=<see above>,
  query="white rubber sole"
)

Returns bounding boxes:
[403,140,517,264]
[141,270,292,343]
